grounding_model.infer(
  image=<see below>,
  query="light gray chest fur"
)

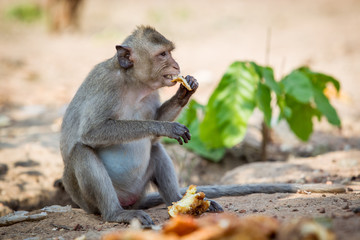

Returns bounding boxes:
[97,138,151,194]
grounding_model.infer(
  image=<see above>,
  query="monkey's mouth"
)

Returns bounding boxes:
[163,74,178,86]
[163,74,176,80]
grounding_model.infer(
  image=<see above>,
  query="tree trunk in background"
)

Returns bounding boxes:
[46,0,83,32]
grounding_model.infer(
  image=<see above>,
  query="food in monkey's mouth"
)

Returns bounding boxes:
[171,76,193,91]
[167,185,210,217]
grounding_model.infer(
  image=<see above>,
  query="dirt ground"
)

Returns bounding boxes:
[1,0,360,239]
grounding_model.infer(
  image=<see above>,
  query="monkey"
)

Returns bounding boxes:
[60,26,346,226]
[60,25,223,225]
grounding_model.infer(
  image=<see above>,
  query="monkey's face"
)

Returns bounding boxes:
[153,48,180,88]
[117,27,180,90]
[133,47,180,90]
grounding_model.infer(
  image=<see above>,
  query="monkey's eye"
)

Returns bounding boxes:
[160,51,167,57]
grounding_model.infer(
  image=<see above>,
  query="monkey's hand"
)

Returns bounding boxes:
[162,122,191,145]
[175,75,199,107]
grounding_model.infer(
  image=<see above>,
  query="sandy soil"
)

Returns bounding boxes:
[0,0,360,239]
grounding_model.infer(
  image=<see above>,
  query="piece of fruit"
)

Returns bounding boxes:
[171,76,192,91]
[167,185,210,217]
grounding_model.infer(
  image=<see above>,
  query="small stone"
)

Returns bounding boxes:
[73,224,84,231]
[292,209,299,212]
[352,207,360,214]
[239,209,246,213]
[318,208,326,213]
[0,164,8,176]
[42,205,72,213]
[0,115,11,127]
[347,187,354,192]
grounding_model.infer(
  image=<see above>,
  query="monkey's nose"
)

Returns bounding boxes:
[173,62,180,71]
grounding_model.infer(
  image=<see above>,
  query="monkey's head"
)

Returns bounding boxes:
[116,26,180,90]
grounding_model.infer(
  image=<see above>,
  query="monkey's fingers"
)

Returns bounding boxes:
[114,210,154,226]
[137,214,155,226]
[181,129,191,144]
[176,137,184,145]
[182,135,189,144]
[185,75,199,91]
[185,131,191,141]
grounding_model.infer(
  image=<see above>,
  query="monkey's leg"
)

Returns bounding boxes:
[148,142,183,206]
[139,143,223,212]
[63,144,154,225]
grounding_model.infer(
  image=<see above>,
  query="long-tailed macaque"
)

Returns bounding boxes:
[60,26,345,225]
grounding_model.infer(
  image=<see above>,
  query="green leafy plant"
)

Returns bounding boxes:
[165,61,341,162]
[6,3,43,23]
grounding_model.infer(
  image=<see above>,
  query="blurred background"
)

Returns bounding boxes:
[0,0,360,214]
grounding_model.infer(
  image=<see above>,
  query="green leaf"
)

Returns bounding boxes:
[250,63,281,95]
[284,96,315,141]
[281,70,313,103]
[164,99,226,162]
[6,3,42,23]
[200,61,259,148]
[298,67,340,92]
[176,99,204,127]
[182,121,226,162]
[313,88,341,126]
[256,82,272,126]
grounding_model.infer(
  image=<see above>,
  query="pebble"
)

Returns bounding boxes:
[0,115,11,127]
[0,164,8,176]
[0,211,47,226]
[318,208,326,213]
[42,205,72,213]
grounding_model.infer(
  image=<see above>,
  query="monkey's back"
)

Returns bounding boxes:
[60,57,119,161]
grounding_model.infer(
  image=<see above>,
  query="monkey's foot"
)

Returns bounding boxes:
[106,210,154,226]
[207,199,224,213]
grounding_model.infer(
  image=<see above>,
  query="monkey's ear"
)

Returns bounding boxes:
[116,45,134,69]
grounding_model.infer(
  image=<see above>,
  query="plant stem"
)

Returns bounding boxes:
[261,121,269,161]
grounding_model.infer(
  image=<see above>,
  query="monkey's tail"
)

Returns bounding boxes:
[138,183,346,209]
[196,183,346,197]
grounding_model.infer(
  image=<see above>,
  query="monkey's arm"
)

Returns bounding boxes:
[155,98,183,121]
[156,75,199,121]
[80,119,191,148]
